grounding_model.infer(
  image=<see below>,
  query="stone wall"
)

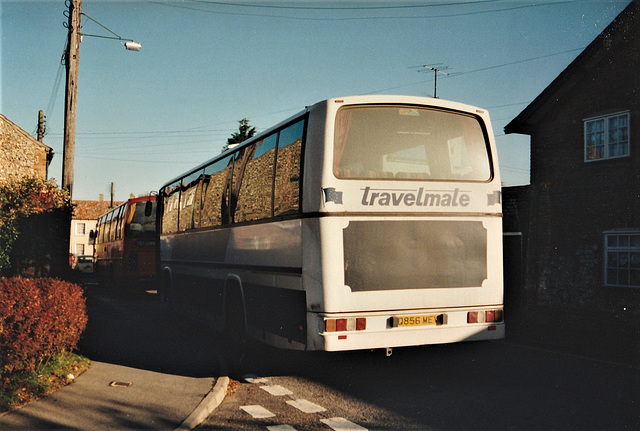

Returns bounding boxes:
[0,113,52,183]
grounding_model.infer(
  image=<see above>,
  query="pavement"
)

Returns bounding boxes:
[0,279,232,430]
[0,361,230,430]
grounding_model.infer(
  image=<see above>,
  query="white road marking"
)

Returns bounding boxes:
[240,405,275,418]
[242,378,365,430]
[260,384,294,396]
[267,425,298,431]
[245,376,270,384]
[267,425,297,431]
[321,417,368,431]
[286,399,327,414]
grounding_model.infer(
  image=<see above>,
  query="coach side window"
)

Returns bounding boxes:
[234,134,277,222]
[274,120,304,216]
[230,144,255,223]
[111,207,121,241]
[114,205,125,240]
[112,207,120,240]
[97,216,105,244]
[179,170,202,231]
[201,155,233,228]
[104,211,113,242]
[161,181,181,234]
[192,172,205,229]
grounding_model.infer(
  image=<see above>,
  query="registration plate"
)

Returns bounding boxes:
[391,314,444,328]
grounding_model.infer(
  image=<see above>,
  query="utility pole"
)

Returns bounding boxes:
[37,110,45,142]
[37,110,53,179]
[63,0,82,197]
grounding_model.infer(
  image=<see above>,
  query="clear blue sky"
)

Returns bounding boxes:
[1,0,631,201]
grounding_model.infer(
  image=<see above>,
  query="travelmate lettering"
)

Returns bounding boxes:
[360,186,470,207]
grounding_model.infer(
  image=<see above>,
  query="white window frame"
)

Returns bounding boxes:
[604,230,640,288]
[76,222,86,235]
[75,243,85,256]
[584,111,630,162]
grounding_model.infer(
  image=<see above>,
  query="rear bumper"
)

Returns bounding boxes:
[307,308,505,351]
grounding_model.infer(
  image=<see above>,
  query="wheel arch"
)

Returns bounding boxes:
[161,265,174,302]
[223,274,248,335]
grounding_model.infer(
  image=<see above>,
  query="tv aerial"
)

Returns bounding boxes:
[416,64,450,98]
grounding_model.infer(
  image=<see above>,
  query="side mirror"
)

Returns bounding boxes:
[145,200,153,217]
[89,230,95,245]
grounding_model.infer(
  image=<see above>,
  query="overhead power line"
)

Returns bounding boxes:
[56,46,580,155]
[452,47,585,77]
[366,46,585,95]
[188,0,501,11]
[44,40,68,122]
[78,155,204,164]
[151,0,577,21]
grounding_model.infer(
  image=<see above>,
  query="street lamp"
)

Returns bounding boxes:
[62,0,140,197]
[124,41,142,51]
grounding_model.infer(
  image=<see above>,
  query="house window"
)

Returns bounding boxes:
[585,112,630,161]
[604,231,640,288]
[76,243,85,256]
[76,222,86,235]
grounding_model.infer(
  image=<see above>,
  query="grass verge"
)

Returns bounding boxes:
[0,352,90,413]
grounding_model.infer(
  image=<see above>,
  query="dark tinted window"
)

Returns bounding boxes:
[274,120,304,216]
[234,134,277,222]
[179,171,202,232]
[115,205,125,239]
[201,156,233,228]
[162,181,181,234]
[162,117,305,231]
[96,216,105,244]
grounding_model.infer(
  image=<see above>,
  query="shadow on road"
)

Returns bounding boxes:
[77,281,220,378]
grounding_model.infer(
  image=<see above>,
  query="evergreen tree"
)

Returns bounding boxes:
[225,118,256,150]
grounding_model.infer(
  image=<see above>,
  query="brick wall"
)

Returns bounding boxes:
[0,113,52,183]
[504,4,640,313]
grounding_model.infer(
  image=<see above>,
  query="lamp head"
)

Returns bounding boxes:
[124,41,141,51]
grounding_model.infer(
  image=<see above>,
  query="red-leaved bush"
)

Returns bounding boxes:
[0,277,88,374]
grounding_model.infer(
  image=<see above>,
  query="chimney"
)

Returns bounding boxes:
[98,194,104,202]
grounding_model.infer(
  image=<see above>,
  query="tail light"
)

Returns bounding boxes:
[336,318,347,331]
[325,317,367,332]
[467,310,503,324]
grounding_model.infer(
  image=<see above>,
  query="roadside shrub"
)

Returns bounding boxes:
[0,277,87,375]
[0,177,72,277]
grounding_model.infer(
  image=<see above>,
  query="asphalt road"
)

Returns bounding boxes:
[56,280,640,430]
[198,340,640,430]
[81,282,640,430]
[78,282,222,377]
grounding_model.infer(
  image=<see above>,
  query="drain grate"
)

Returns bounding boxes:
[109,381,132,388]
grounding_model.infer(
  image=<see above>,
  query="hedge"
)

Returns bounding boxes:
[0,277,88,375]
[0,177,73,277]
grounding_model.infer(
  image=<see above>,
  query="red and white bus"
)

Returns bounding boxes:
[158,96,504,353]
[94,195,157,286]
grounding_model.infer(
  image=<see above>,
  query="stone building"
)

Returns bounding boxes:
[0,113,53,182]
